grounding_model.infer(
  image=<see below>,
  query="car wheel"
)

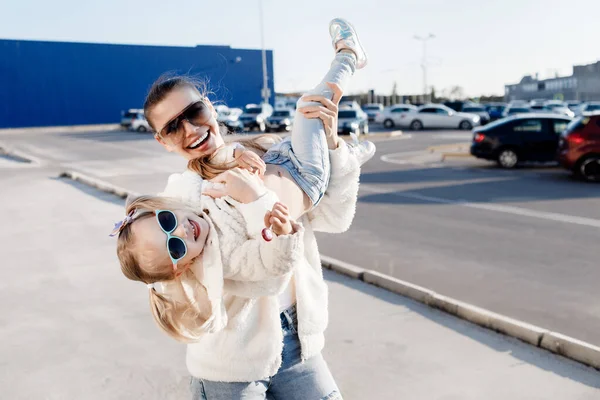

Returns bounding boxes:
[410,120,423,131]
[497,148,519,169]
[136,126,147,132]
[383,119,395,129]
[577,155,600,182]
[459,120,472,130]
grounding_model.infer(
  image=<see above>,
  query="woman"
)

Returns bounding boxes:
[133,18,367,399]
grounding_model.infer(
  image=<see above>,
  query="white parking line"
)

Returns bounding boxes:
[360,184,600,229]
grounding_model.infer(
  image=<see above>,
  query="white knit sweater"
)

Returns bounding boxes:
[159,141,360,382]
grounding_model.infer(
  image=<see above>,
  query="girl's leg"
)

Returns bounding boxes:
[190,376,269,400]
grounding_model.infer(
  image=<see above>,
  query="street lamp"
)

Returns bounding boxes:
[258,0,270,105]
[413,33,435,103]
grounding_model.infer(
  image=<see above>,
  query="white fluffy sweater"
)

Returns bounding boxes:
[159,141,360,382]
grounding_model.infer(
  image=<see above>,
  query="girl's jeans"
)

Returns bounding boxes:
[190,305,342,400]
[262,52,356,207]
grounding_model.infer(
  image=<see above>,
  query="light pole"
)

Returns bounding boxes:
[413,33,435,102]
[258,0,270,105]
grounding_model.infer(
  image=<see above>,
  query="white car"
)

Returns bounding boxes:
[461,105,491,124]
[375,104,418,129]
[127,111,151,132]
[398,104,481,131]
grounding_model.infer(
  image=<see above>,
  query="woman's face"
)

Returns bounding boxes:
[149,86,224,160]
[132,209,210,273]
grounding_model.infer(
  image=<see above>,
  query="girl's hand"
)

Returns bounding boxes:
[297,82,343,149]
[235,149,266,175]
[204,168,266,203]
[263,202,294,236]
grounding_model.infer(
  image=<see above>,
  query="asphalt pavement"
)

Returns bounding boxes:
[1,154,599,399]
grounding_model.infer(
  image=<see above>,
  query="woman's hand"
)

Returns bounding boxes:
[203,168,266,203]
[297,82,343,149]
[235,148,266,175]
[264,202,295,236]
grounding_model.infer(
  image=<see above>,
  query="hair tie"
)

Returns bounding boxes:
[109,209,138,237]
[147,283,154,290]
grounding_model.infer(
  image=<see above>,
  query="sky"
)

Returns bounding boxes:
[1,0,599,97]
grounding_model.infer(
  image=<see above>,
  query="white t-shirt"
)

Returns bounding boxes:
[278,275,296,312]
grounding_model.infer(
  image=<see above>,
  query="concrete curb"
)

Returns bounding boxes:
[0,143,44,165]
[0,124,120,135]
[59,171,139,199]
[60,171,600,371]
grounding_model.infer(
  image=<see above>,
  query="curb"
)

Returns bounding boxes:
[0,144,44,165]
[324,257,600,371]
[0,124,120,135]
[60,171,600,371]
[59,171,139,199]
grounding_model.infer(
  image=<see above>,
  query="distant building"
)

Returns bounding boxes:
[0,39,274,128]
[505,61,600,102]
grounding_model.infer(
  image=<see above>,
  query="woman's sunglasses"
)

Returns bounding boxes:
[155,210,188,270]
[157,100,211,139]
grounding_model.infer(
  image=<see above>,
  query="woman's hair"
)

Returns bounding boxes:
[116,195,208,343]
[143,74,209,132]
[187,134,282,180]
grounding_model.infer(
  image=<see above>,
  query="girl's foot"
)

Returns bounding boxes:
[329,18,368,69]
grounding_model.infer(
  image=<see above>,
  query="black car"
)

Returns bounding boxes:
[470,114,572,168]
[266,109,294,132]
[337,109,369,135]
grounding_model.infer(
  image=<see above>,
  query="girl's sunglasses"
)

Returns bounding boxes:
[155,210,188,270]
[157,100,211,139]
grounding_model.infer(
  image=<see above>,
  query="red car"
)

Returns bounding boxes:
[557,112,600,182]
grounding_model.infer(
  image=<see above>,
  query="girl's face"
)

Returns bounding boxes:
[132,209,210,273]
[149,86,224,161]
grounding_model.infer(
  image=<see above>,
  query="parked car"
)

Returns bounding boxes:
[398,104,480,131]
[502,105,531,118]
[217,107,243,133]
[375,104,418,128]
[266,109,294,132]
[130,114,151,132]
[566,101,581,111]
[557,112,600,182]
[339,100,362,110]
[338,109,369,136]
[470,113,572,168]
[461,105,491,125]
[544,101,574,118]
[238,103,273,132]
[120,109,144,130]
[576,102,600,116]
[362,103,384,122]
[485,103,507,121]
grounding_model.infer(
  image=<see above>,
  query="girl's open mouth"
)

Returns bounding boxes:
[189,219,201,241]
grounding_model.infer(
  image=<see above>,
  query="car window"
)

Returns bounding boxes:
[391,108,408,113]
[587,105,600,111]
[338,110,357,118]
[463,107,484,112]
[435,108,449,115]
[513,119,543,133]
[419,108,437,114]
[552,120,569,134]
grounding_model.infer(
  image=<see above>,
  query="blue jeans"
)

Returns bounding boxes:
[262,52,356,207]
[190,305,342,400]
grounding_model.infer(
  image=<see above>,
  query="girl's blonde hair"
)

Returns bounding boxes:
[116,195,209,343]
[188,134,282,180]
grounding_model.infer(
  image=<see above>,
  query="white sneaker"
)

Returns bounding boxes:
[329,18,368,69]
[347,140,376,165]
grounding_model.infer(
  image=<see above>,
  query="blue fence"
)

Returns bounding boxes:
[0,39,274,128]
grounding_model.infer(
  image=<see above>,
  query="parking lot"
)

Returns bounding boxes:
[1,125,599,349]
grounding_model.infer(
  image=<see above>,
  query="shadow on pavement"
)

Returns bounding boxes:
[324,270,600,389]
[59,130,153,142]
[55,176,125,207]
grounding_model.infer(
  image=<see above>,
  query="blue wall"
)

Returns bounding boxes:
[0,39,274,128]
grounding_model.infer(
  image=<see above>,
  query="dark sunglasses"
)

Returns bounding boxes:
[158,100,211,138]
[155,210,188,270]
